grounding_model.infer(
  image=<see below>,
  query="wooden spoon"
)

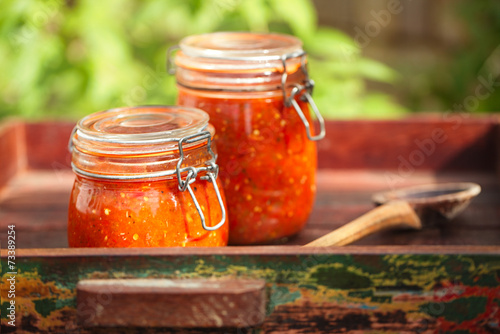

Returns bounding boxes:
[304,182,481,247]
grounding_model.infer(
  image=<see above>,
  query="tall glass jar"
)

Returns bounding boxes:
[171,32,325,245]
[68,106,228,247]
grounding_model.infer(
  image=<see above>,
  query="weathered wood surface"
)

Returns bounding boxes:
[318,115,499,172]
[1,169,500,248]
[2,116,498,172]
[1,117,500,333]
[0,120,24,189]
[1,247,500,333]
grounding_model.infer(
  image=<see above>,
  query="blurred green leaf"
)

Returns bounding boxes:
[305,28,359,59]
[269,0,316,40]
[0,0,407,120]
[239,0,269,32]
[358,58,399,83]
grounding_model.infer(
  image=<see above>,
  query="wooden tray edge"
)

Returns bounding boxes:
[3,245,500,257]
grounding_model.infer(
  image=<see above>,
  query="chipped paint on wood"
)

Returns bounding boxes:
[1,251,500,333]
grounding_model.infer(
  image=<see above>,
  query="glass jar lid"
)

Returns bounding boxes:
[72,105,211,155]
[175,32,304,73]
[70,106,216,179]
[179,32,303,60]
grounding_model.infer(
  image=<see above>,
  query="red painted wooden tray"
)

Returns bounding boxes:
[1,115,499,333]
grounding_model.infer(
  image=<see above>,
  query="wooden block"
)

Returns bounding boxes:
[77,278,267,328]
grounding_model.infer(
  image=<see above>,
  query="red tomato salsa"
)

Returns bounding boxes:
[178,88,317,244]
[68,175,228,247]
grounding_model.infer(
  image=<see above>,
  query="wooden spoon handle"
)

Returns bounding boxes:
[303,201,422,247]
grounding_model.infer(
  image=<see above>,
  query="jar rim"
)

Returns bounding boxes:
[72,105,212,155]
[179,32,303,61]
[70,105,217,180]
[174,32,308,92]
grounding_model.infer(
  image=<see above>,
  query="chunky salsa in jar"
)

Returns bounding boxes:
[172,32,325,244]
[68,106,228,247]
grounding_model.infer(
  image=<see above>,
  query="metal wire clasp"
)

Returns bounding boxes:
[166,45,179,75]
[68,126,77,153]
[176,131,226,231]
[281,53,326,141]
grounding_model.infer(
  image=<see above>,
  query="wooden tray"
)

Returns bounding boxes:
[1,116,499,333]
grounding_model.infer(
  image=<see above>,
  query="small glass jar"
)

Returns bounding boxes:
[67,106,228,247]
[170,32,325,245]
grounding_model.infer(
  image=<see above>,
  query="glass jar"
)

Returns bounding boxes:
[67,106,228,247]
[170,32,325,245]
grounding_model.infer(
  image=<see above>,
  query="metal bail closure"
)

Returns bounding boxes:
[289,82,326,141]
[68,126,78,153]
[176,131,226,231]
[166,45,180,75]
[281,53,326,141]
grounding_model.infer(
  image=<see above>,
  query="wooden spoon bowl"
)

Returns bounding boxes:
[305,182,481,247]
[373,182,482,222]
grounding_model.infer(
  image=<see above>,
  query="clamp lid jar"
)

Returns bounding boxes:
[68,106,228,247]
[171,32,325,245]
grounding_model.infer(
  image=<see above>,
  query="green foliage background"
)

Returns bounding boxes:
[414,0,500,114]
[0,0,406,120]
